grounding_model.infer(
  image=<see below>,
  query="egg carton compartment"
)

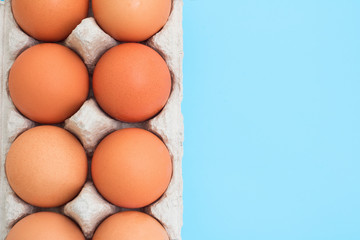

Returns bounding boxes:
[63,182,119,237]
[0,0,183,239]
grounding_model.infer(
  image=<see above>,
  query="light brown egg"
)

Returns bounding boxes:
[6,212,84,240]
[92,0,171,42]
[93,43,171,123]
[91,128,172,208]
[5,126,88,208]
[8,43,89,124]
[93,211,169,240]
[12,0,89,41]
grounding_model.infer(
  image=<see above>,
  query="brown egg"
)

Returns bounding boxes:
[93,211,169,240]
[12,0,89,41]
[91,128,172,208]
[92,0,171,42]
[93,43,171,123]
[9,43,89,124]
[5,126,88,208]
[6,212,84,240]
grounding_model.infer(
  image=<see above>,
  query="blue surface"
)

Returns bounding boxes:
[182,1,360,239]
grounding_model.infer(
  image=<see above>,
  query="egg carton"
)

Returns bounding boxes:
[0,0,184,239]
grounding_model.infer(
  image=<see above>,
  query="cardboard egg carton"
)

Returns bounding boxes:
[0,0,184,239]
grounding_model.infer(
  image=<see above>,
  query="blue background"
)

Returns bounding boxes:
[182,1,360,239]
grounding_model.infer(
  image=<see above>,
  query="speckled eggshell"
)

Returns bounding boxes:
[11,0,89,41]
[93,43,171,123]
[6,212,85,240]
[92,0,171,42]
[5,126,88,208]
[93,211,169,240]
[8,43,89,124]
[91,128,172,208]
